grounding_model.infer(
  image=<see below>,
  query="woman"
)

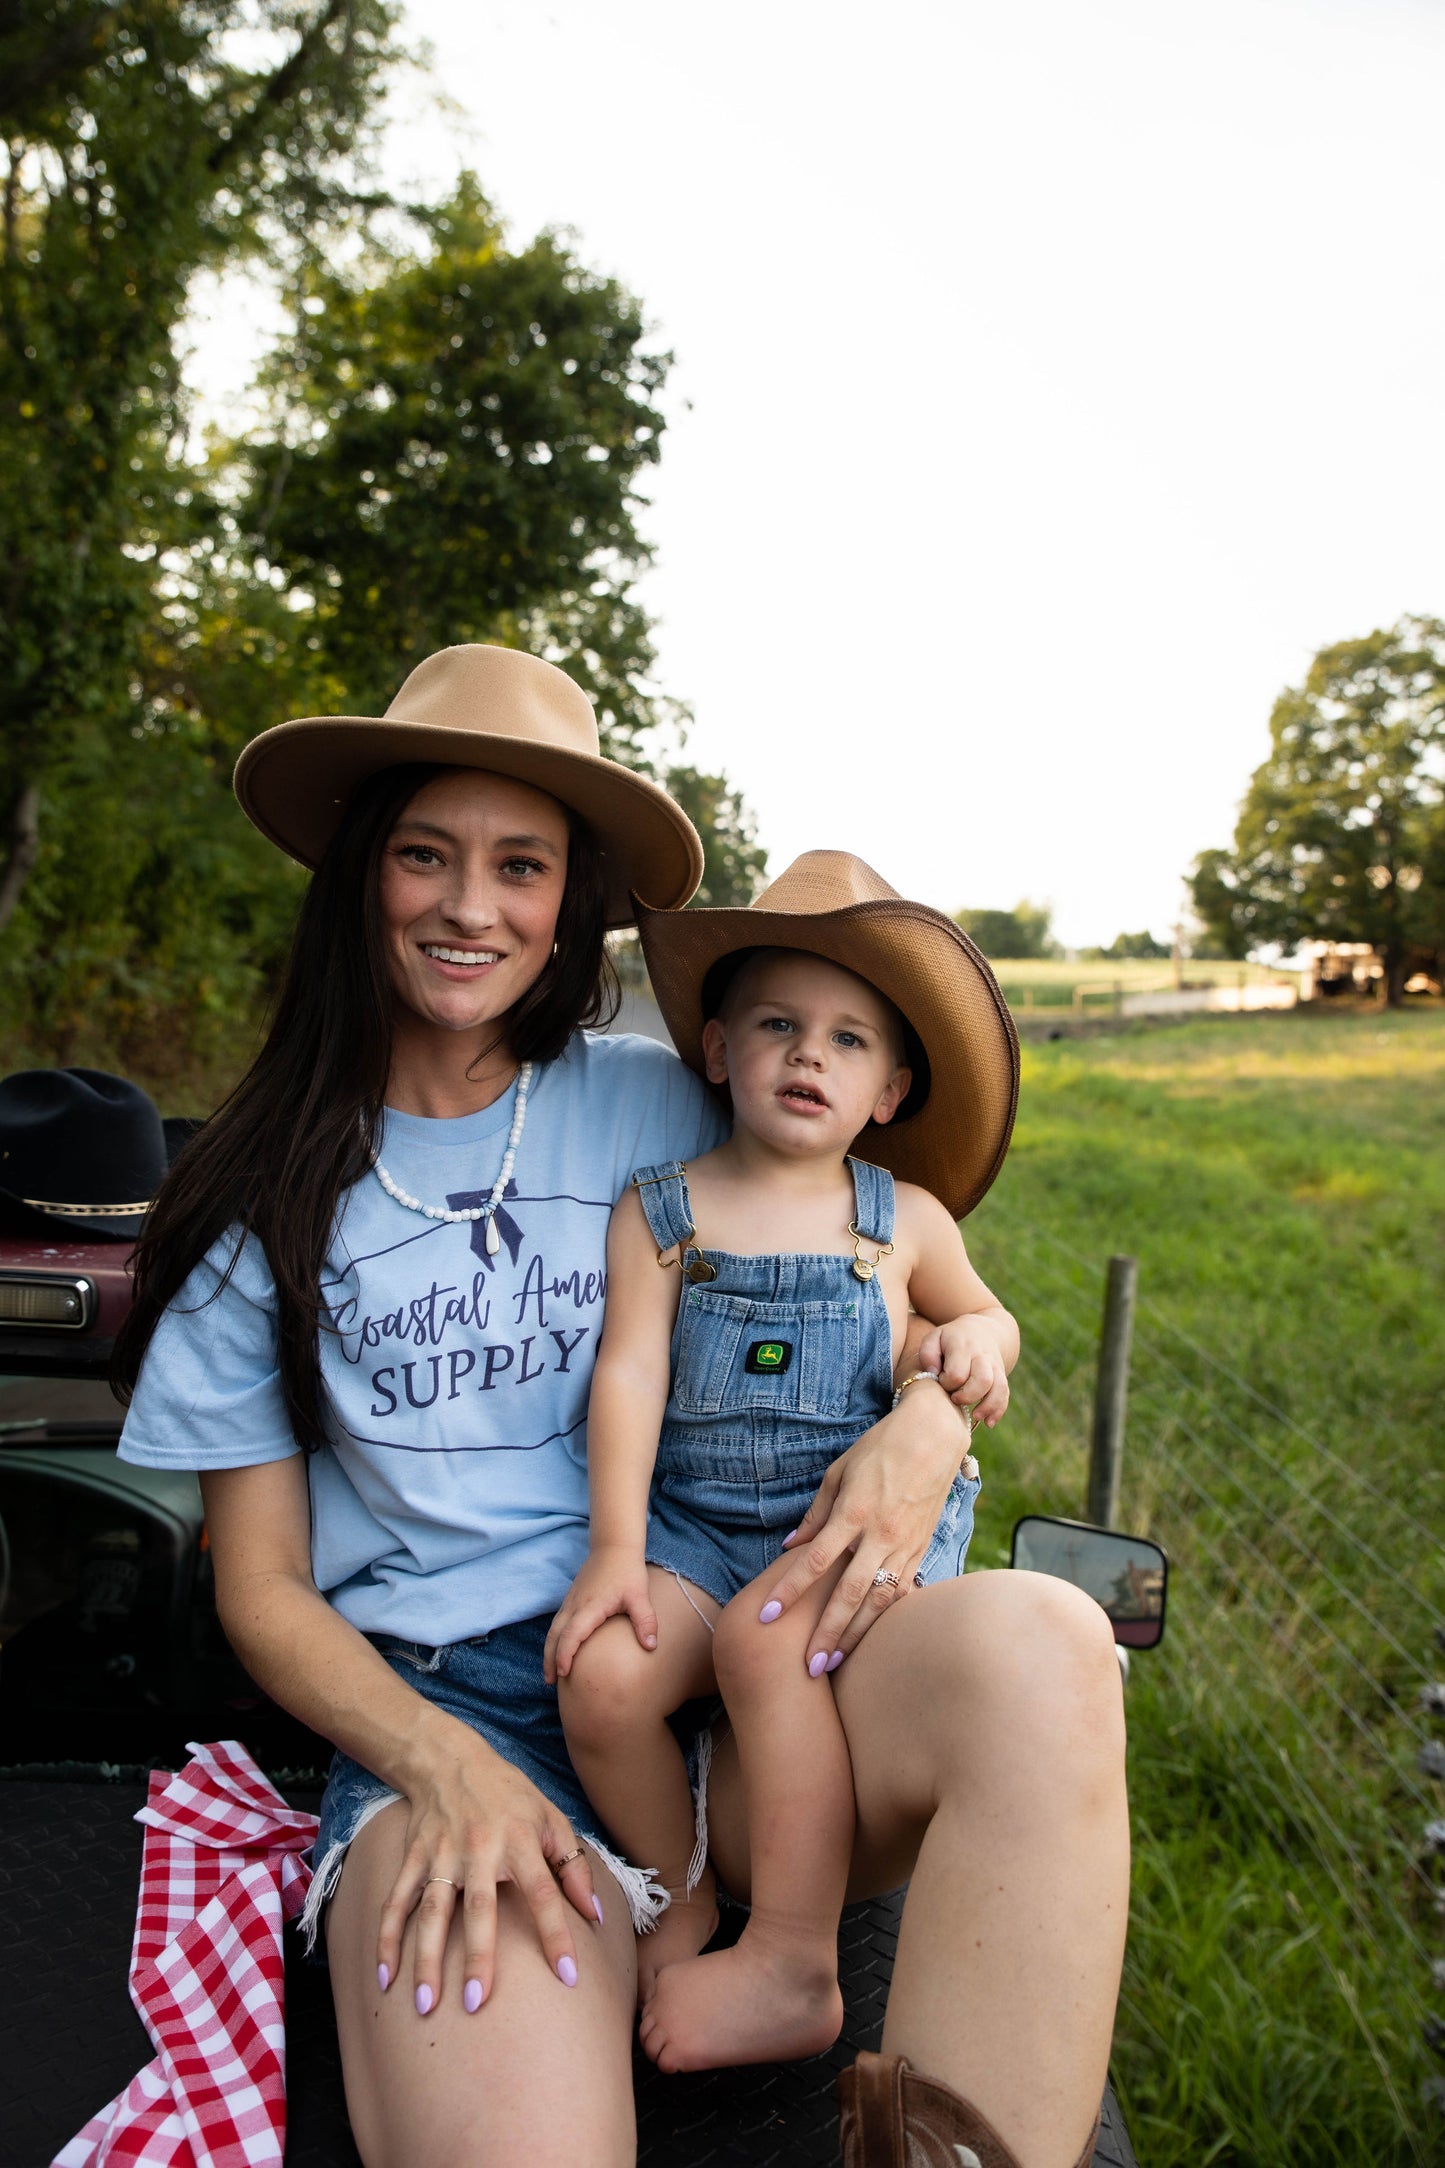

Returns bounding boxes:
[114,645,1126,2168]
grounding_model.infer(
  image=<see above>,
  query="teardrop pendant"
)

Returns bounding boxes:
[485,1211,501,1256]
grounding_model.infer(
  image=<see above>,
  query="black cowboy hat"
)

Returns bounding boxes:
[0,1070,175,1242]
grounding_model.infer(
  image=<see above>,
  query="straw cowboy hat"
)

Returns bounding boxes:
[233,644,704,927]
[637,851,1020,1220]
[0,1069,176,1242]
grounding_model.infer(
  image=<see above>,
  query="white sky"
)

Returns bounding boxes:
[191,0,1445,946]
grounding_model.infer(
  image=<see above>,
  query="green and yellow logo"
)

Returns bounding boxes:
[745,1339,793,1375]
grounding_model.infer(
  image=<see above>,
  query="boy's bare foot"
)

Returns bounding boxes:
[637,1933,843,2073]
[636,1887,719,2008]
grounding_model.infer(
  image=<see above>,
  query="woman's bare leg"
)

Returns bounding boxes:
[705,1569,1128,2168]
[327,1801,638,2168]
[638,1559,850,2073]
[559,1569,722,2002]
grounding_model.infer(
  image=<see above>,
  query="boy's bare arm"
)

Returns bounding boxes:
[585,1185,678,1542]
[896,1184,1018,1425]
[543,1186,679,1678]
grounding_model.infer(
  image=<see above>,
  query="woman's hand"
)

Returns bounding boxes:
[543,1545,658,1681]
[758,1380,970,1669]
[377,1719,602,2015]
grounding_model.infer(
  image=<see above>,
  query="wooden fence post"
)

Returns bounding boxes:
[1088,1255,1138,1526]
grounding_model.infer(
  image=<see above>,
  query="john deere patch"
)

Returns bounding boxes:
[745,1339,793,1375]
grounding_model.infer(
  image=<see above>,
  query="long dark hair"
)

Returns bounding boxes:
[114,763,619,1449]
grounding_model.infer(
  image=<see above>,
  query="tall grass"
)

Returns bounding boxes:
[968,1008,1445,2166]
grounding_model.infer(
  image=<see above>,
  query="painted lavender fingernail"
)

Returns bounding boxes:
[808,1650,829,1678]
[415,1983,434,2016]
[826,1650,845,1672]
[591,1894,605,1925]
[783,1529,798,1544]
[557,1954,578,1987]
[377,1962,390,1993]
[759,1599,783,1623]
[464,1977,484,2013]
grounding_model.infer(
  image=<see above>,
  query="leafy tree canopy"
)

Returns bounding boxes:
[0,0,401,925]
[952,900,1058,960]
[1190,616,1445,1000]
[663,764,767,908]
[1084,930,1171,962]
[234,178,674,752]
[3,155,764,1074]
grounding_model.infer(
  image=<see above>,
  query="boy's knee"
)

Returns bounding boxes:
[713,1588,790,1698]
[559,1623,663,1746]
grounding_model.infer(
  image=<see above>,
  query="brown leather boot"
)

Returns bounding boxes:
[837,2049,1101,2168]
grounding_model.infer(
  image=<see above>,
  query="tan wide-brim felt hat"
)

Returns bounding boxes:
[233,644,704,927]
[637,850,1020,1220]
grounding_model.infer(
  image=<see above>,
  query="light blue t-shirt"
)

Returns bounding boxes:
[119,1032,725,1642]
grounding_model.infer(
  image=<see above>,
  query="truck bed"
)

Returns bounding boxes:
[0,1773,1139,2167]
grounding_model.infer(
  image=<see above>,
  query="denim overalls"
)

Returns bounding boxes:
[632,1156,980,1607]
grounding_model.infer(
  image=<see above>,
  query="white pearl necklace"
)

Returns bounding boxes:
[373,1063,533,1256]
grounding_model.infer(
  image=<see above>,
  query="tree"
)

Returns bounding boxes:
[663,765,768,907]
[1088,930,1170,962]
[0,0,401,933]
[2,172,765,1067]
[952,900,1058,960]
[177,178,759,905]
[229,179,672,753]
[1190,617,1445,1002]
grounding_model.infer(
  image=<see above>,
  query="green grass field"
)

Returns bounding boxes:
[994,956,1299,1010]
[967,1007,1445,2166]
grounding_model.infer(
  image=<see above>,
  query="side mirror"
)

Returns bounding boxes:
[1010,1515,1168,1649]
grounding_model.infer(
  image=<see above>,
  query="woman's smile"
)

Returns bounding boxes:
[420,943,503,969]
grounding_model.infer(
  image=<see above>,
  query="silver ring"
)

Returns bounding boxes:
[423,1876,459,1892]
[871,1570,901,1590]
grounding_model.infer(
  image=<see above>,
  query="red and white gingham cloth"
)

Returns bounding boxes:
[53,1740,320,2168]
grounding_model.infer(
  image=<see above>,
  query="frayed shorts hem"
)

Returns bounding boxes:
[300,1785,666,1952]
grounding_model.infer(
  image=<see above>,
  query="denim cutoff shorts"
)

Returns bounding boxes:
[647,1464,982,1609]
[302,1613,657,1950]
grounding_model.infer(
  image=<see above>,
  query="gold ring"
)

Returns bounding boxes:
[552,1846,586,1871]
[423,1876,459,1891]
[871,1570,901,1590]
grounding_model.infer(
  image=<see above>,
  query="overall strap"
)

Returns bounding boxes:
[848,1156,896,1245]
[630,1161,698,1254]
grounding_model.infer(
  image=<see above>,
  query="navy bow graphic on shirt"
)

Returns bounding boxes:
[446,1179,523,1266]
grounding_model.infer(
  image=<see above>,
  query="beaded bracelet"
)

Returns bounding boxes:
[891,1370,979,1481]
[891,1367,949,1411]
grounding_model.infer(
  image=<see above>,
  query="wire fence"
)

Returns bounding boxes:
[987,1214,1445,2155]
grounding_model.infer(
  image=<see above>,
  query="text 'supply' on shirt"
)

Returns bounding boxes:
[119,1033,726,1644]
